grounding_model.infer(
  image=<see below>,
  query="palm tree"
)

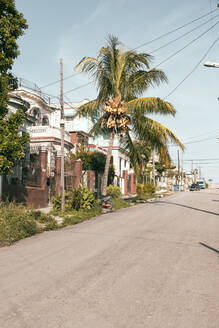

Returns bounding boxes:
[121,139,151,183]
[75,35,184,196]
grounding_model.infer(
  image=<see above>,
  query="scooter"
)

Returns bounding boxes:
[101,195,112,209]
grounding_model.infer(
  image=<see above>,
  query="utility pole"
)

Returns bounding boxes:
[152,150,155,186]
[60,58,65,211]
[181,150,184,188]
[199,166,202,179]
[177,149,180,186]
[191,160,193,173]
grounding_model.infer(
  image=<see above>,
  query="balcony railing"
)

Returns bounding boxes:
[18,78,52,104]
[27,126,71,143]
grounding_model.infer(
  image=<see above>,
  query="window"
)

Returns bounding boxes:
[31,107,41,125]
[42,115,49,126]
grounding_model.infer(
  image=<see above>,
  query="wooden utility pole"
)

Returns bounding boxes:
[177,149,180,186]
[60,58,65,211]
[181,150,184,188]
[152,150,155,186]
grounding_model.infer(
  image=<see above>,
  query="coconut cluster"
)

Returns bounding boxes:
[101,96,131,133]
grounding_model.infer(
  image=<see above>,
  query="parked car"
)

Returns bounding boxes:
[196,180,206,189]
[189,183,200,191]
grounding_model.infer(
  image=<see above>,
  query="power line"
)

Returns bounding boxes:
[37,8,219,95]
[182,128,219,141]
[63,15,219,97]
[155,21,218,69]
[164,33,219,99]
[40,72,81,89]
[127,21,219,93]
[63,81,93,95]
[133,8,218,51]
[169,134,219,147]
[150,13,219,54]
[179,158,219,161]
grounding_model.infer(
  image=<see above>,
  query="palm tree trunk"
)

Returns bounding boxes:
[101,131,114,196]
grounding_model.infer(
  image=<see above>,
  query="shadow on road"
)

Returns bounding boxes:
[156,201,219,217]
[212,200,219,202]
[199,242,219,254]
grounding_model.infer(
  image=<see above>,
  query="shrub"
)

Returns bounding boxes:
[143,182,156,195]
[52,191,72,211]
[106,185,122,199]
[0,203,40,247]
[52,185,95,211]
[44,221,59,231]
[136,184,144,196]
[71,185,95,210]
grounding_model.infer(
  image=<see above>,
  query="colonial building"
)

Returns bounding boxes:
[2,79,137,207]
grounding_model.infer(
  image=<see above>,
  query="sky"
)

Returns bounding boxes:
[14,0,219,182]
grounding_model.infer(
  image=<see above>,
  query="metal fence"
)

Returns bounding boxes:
[17,77,52,104]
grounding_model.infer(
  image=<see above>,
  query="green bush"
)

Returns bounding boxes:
[0,203,40,247]
[136,184,144,196]
[44,221,59,231]
[52,191,71,211]
[71,185,95,210]
[52,185,95,211]
[62,202,101,226]
[106,185,122,199]
[143,182,156,195]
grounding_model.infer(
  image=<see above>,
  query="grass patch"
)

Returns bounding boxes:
[125,194,156,203]
[1,191,155,248]
[61,204,102,227]
[0,202,40,247]
[112,199,131,210]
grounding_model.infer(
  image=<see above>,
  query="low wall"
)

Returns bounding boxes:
[3,180,48,209]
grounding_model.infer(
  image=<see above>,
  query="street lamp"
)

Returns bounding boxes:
[204,61,219,101]
[204,61,219,68]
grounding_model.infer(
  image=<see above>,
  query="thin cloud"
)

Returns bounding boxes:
[86,1,110,25]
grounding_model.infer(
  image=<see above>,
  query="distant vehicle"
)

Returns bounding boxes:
[189,183,200,191]
[196,180,206,189]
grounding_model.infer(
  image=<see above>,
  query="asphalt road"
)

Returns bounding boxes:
[0,190,219,328]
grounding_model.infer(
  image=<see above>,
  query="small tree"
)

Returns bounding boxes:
[0,0,28,175]
[67,147,115,186]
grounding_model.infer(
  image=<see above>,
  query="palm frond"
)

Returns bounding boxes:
[127,97,176,116]
[72,99,102,121]
[132,115,184,151]
[75,56,99,76]
[89,116,107,136]
[120,133,143,169]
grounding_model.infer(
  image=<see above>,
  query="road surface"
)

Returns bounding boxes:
[0,190,219,328]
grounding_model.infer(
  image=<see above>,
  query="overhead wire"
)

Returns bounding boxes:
[184,135,218,145]
[125,21,219,96]
[164,33,219,99]
[155,21,219,69]
[63,20,219,97]
[38,8,219,96]
[63,81,93,95]
[133,8,218,50]
[40,72,81,89]
[182,128,219,141]
[173,158,219,161]
[150,13,219,54]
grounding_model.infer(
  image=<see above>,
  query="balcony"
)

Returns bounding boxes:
[27,126,71,143]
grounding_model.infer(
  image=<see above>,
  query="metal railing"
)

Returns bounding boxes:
[18,77,52,104]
